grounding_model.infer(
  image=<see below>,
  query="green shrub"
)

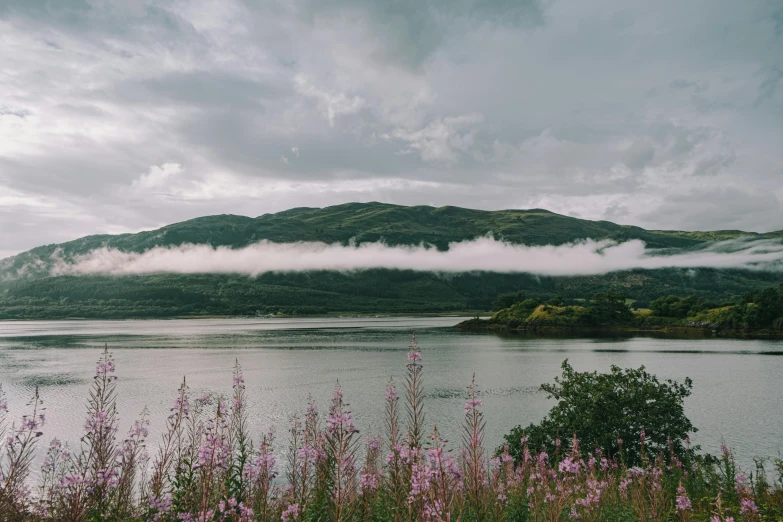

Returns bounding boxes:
[503,360,695,467]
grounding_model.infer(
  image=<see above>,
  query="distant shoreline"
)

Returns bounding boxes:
[0,312,489,322]
[455,317,783,339]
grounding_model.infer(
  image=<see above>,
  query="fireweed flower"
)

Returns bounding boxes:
[197,428,230,470]
[558,456,580,474]
[734,472,749,493]
[360,471,379,491]
[281,503,299,522]
[149,493,173,514]
[464,397,483,414]
[676,484,692,511]
[172,394,190,416]
[95,359,116,378]
[366,435,381,450]
[407,351,422,361]
[327,411,355,435]
[128,419,148,439]
[740,498,759,514]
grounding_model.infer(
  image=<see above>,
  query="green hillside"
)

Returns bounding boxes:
[1,202,782,319]
[8,201,776,282]
[459,285,783,336]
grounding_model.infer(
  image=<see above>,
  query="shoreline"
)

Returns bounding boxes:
[0,312,489,322]
[455,318,783,339]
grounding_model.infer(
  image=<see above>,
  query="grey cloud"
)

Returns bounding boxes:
[293,0,545,68]
[1,0,783,258]
[756,65,783,108]
[774,6,783,37]
[669,79,708,93]
[640,188,783,232]
[113,71,285,109]
[0,105,32,118]
[622,140,656,170]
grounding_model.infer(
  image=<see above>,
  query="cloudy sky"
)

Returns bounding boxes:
[1,0,782,259]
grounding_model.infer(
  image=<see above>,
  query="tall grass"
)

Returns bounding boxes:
[1,338,782,521]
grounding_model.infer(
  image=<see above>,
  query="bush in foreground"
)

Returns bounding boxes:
[503,361,697,467]
[0,337,780,521]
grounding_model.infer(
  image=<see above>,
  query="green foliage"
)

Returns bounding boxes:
[2,202,783,319]
[492,291,526,311]
[649,294,713,318]
[490,291,632,327]
[584,291,635,324]
[482,283,783,333]
[503,360,696,468]
[4,202,740,284]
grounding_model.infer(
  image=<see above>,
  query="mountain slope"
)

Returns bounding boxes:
[1,202,782,319]
[9,201,779,277]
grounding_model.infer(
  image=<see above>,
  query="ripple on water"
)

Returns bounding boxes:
[22,374,84,388]
[426,386,540,399]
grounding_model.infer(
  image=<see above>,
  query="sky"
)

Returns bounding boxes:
[1,0,782,260]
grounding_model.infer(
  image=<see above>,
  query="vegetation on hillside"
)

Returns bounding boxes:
[464,284,783,334]
[2,202,783,319]
[2,342,781,521]
[8,201,773,284]
[2,269,782,320]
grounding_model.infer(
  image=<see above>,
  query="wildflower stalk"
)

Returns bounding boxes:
[147,376,190,517]
[384,377,407,521]
[461,374,487,520]
[423,426,462,521]
[228,360,251,504]
[405,333,425,451]
[325,382,360,522]
[0,387,45,518]
[248,428,277,522]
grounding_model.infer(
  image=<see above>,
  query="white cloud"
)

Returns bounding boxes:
[132,163,184,190]
[385,113,484,163]
[294,76,366,127]
[51,237,783,277]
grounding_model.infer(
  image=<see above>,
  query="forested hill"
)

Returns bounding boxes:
[3,202,783,282]
[1,202,782,319]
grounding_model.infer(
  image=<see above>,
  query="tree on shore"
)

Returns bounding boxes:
[503,360,696,467]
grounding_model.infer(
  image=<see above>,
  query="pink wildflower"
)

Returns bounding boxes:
[740,498,758,514]
[464,397,483,414]
[676,484,692,511]
[281,504,299,522]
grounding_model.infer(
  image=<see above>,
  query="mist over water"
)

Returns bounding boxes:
[47,237,783,277]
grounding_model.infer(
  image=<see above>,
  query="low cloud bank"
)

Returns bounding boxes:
[48,237,783,277]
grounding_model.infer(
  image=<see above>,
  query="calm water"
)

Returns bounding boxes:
[1,317,782,471]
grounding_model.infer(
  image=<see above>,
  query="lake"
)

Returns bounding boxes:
[1,316,782,471]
